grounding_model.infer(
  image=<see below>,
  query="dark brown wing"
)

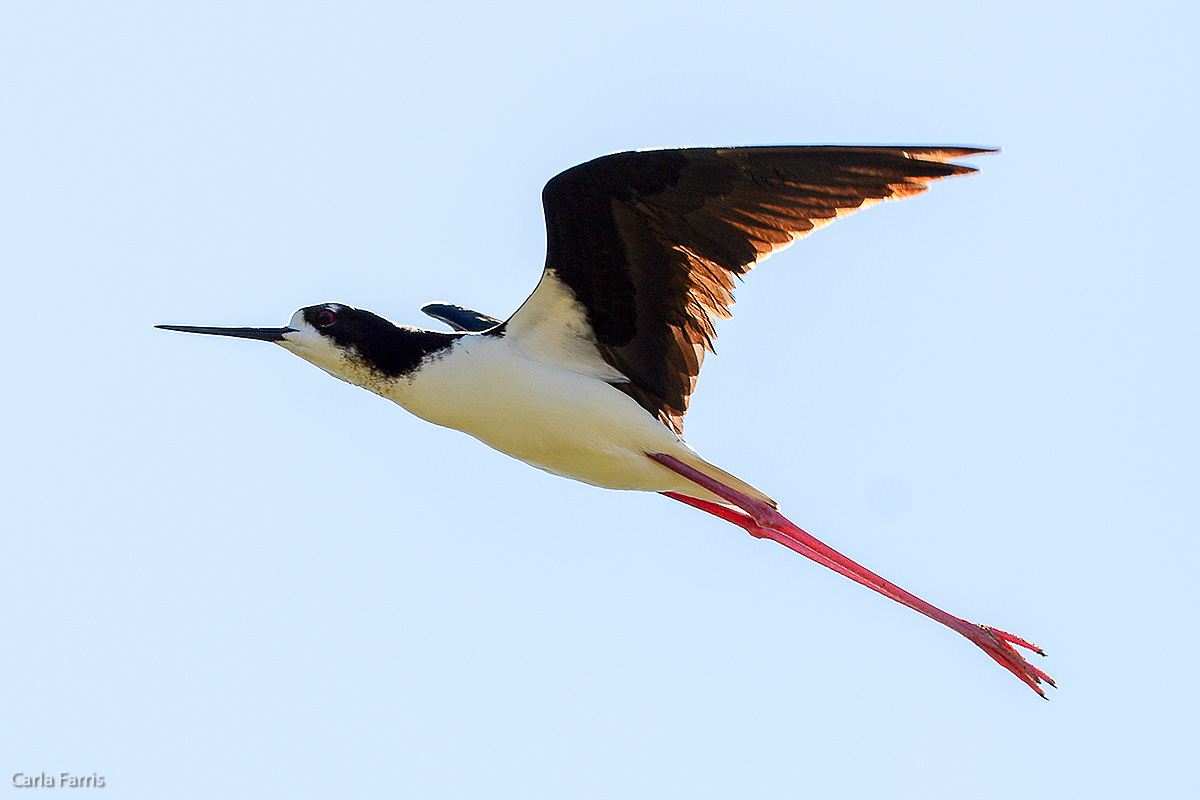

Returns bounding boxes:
[533,145,992,433]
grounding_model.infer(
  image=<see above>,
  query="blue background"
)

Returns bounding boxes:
[3,1,1197,796]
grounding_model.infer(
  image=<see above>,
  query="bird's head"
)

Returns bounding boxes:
[159,303,395,387]
[158,303,459,389]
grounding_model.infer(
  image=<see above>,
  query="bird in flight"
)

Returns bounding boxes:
[160,145,1053,696]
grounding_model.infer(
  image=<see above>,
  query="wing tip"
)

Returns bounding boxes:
[903,145,1000,159]
[902,145,1000,177]
[421,302,504,332]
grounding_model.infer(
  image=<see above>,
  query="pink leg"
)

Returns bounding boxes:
[651,453,1054,697]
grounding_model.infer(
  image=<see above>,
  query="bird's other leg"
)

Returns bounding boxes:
[651,453,1054,697]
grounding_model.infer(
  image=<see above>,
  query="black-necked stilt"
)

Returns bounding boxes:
[159,146,1053,696]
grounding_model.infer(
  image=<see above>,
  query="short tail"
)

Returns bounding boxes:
[661,445,777,509]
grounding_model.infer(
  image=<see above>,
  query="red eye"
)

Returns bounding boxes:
[316,309,336,327]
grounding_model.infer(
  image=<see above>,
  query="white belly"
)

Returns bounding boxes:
[376,335,701,493]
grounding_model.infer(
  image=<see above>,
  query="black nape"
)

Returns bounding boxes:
[302,304,462,377]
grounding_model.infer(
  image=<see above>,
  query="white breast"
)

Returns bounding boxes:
[375,334,699,493]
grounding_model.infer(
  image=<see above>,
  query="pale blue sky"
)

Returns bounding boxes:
[3,1,1198,797]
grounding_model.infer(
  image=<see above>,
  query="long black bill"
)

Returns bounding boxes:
[155,324,295,342]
